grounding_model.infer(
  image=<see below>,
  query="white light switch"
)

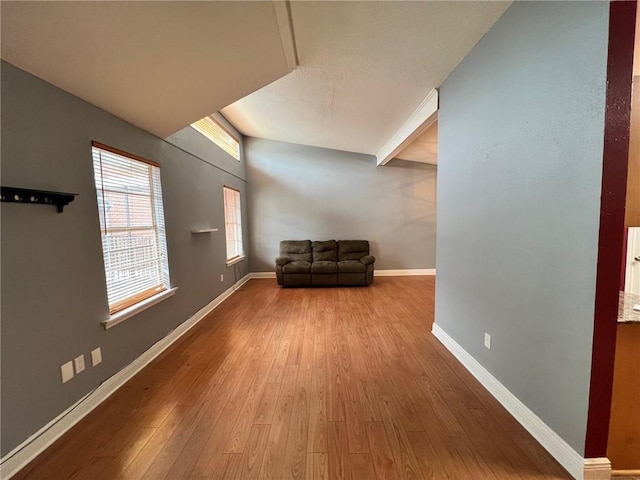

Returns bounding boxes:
[61,361,74,383]
[91,347,102,367]
[484,333,491,350]
[74,355,85,373]
[220,274,224,282]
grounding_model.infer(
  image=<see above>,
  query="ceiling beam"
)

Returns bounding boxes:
[273,0,299,70]
[376,89,438,166]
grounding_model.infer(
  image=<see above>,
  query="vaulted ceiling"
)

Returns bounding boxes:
[223,1,511,159]
[1,1,512,162]
[1,1,295,138]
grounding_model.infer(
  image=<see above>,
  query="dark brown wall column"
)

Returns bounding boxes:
[585,0,637,458]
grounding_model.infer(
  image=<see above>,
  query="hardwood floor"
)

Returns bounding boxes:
[13,277,571,479]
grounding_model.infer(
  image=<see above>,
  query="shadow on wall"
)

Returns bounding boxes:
[245,139,438,272]
[250,166,373,266]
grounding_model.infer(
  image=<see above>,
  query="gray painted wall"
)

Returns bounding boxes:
[0,61,250,456]
[244,138,437,272]
[435,1,609,454]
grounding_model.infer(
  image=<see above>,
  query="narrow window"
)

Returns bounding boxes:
[223,186,244,263]
[191,115,241,160]
[91,142,171,314]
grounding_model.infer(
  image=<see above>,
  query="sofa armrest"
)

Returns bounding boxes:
[361,255,375,265]
[276,264,284,285]
[275,256,291,266]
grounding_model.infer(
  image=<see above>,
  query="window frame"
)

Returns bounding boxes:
[223,185,244,264]
[91,141,173,322]
[191,115,241,161]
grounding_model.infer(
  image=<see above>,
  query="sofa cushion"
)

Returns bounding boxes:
[280,240,312,262]
[312,240,338,262]
[311,261,338,274]
[282,261,311,274]
[338,240,369,261]
[338,260,367,273]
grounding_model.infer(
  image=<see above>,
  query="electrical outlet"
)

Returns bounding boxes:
[220,274,224,282]
[61,361,74,383]
[484,333,491,350]
[74,354,85,373]
[91,347,102,367]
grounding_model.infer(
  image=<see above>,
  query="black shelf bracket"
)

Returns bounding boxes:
[1,186,78,213]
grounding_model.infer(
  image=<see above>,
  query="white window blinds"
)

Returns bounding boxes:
[223,186,243,261]
[191,116,240,160]
[91,142,171,314]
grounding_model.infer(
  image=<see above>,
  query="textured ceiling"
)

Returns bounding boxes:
[1,1,512,156]
[1,1,293,138]
[223,1,511,156]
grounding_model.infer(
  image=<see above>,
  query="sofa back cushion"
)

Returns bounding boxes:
[280,240,312,262]
[338,240,370,261]
[312,240,338,262]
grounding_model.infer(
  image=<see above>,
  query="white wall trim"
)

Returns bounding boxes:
[250,272,277,279]
[611,470,640,477]
[272,0,298,70]
[226,255,247,267]
[376,89,439,166]
[432,323,599,480]
[249,270,435,279]
[583,458,611,480]
[375,269,436,276]
[102,287,179,330]
[0,274,251,480]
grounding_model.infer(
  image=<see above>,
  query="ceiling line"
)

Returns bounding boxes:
[273,0,299,69]
[376,89,439,166]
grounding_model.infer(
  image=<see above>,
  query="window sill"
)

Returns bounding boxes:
[226,255,246,267]
[102,287,179,330]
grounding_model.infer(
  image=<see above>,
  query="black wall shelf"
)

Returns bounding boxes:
[1,186,78,213]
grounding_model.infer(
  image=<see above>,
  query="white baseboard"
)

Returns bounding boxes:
[375,269,436,276]
[583,458,611,480]
[431,323,608,480]
[249,269,436,279]
[0,274,251,480]
[250,272,276,279]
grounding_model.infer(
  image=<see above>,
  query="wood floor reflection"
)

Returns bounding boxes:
[14,277,570,479]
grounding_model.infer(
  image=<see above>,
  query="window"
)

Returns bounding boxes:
[91,142,171,314]
[191,115,241,160]
[223,186,244,263]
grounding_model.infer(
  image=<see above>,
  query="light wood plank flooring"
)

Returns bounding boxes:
[14,277,571,479]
